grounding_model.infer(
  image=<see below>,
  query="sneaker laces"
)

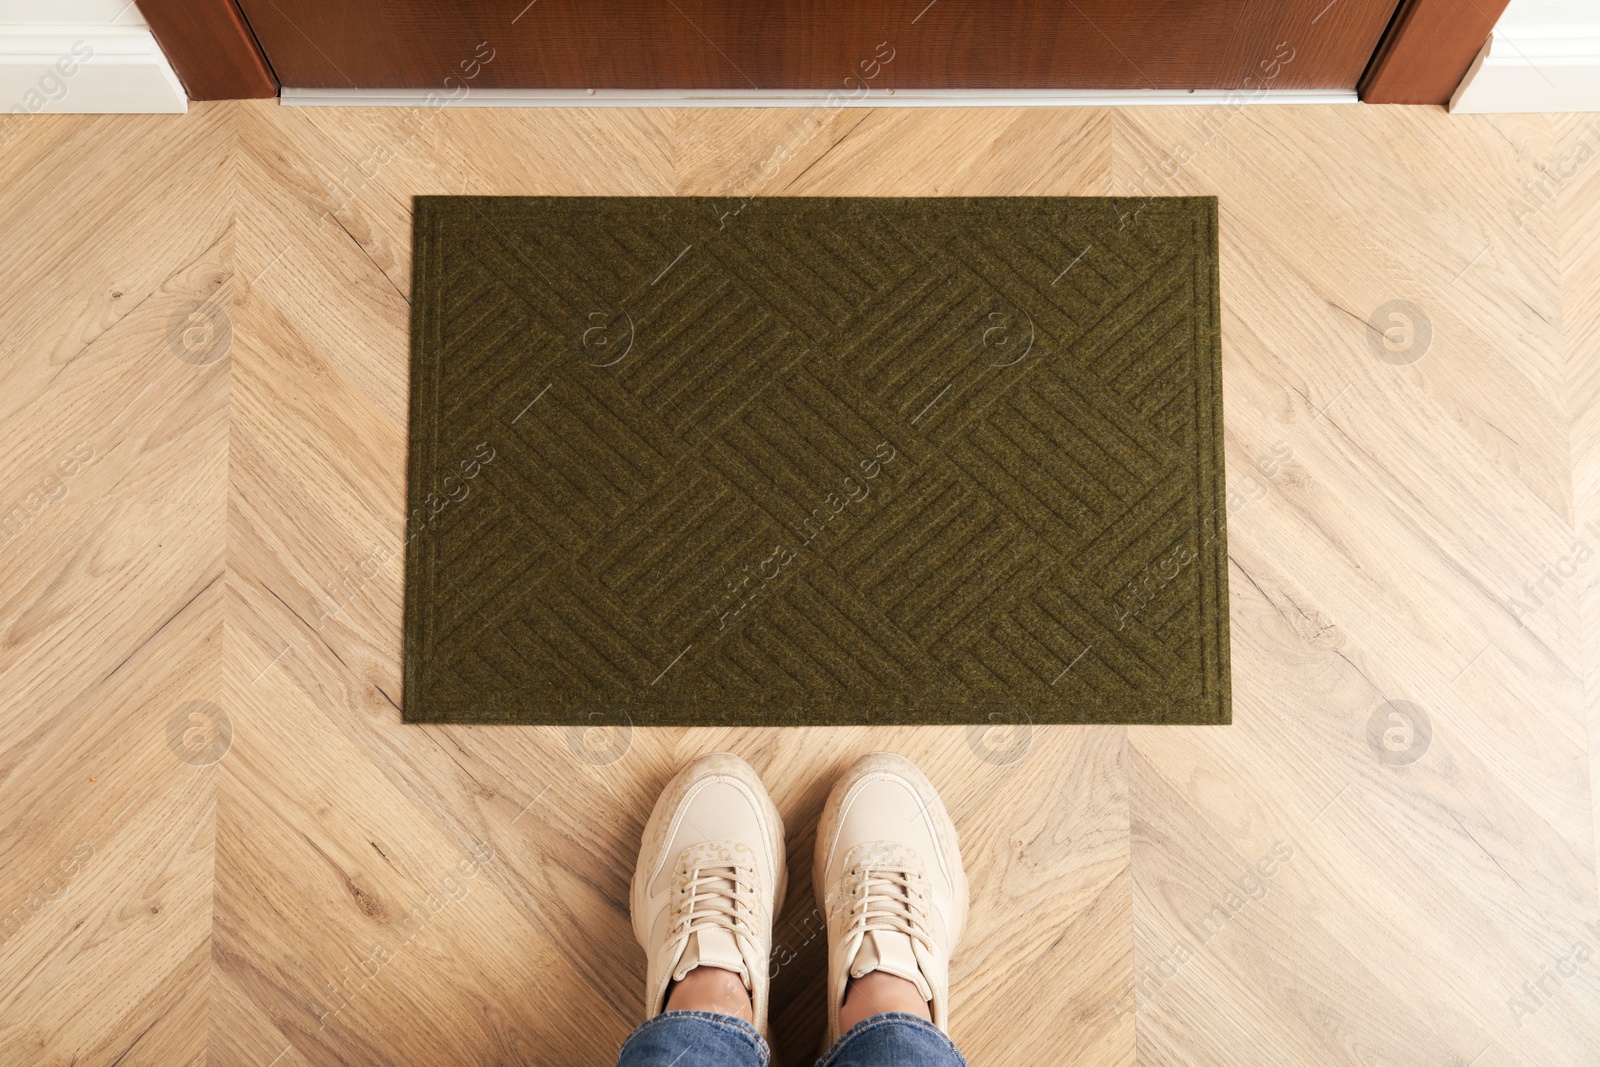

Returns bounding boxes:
[674,859,759,943]
[849,863,933,951]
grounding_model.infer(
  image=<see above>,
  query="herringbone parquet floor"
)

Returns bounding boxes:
[3,99,1600,1066]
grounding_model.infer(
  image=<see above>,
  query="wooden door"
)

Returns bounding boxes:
[233,0,1401,91]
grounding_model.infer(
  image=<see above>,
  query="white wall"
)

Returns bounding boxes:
[1496,0,1593,25]
[1452,0,1600,112]
[0,0,186,114]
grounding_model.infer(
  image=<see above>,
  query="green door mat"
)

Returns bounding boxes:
[403,196,1229,727]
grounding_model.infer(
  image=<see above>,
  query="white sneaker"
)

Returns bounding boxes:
[631,753,787,1035]
[813,752,968,1045]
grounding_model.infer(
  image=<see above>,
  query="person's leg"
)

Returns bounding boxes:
[811,753,970,1067]
[813,1009,967,1067]
[616,753,787,1067]
[837,970,930,1032]
[613,1009,767,1067]
[666,964,755,1023]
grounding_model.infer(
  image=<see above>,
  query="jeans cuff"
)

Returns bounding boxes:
[618,1010,770,1065]
[818,1012,968,1067]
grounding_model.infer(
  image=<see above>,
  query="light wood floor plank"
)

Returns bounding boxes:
[1555,114,1600,915]
[0,104,231,1066]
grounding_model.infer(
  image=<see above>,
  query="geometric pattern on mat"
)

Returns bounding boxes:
[404,196,1228,725]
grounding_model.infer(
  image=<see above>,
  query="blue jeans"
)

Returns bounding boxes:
[615,1010,968,1067]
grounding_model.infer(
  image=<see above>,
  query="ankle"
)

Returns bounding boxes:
[664,966,753,1024]
[838,970,932,1032]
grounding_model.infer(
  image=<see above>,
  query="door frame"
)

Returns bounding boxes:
[141,0,1508,106]
[1359,0,1514,104]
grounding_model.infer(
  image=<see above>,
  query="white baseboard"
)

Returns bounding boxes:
[0,22,185,115]
[281,86,1357,109]
[1451,25,1600,113]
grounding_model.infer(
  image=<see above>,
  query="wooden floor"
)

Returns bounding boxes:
[2,99,1600,1066]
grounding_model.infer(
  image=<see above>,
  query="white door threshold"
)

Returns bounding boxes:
[281,86,1357,109]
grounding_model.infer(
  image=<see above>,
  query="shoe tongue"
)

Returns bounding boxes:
[671,866,751,987]
[672,927,750,988]
[850,930,932,1001]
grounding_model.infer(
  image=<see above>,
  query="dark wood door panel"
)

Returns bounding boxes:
[236,0,1400,91]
